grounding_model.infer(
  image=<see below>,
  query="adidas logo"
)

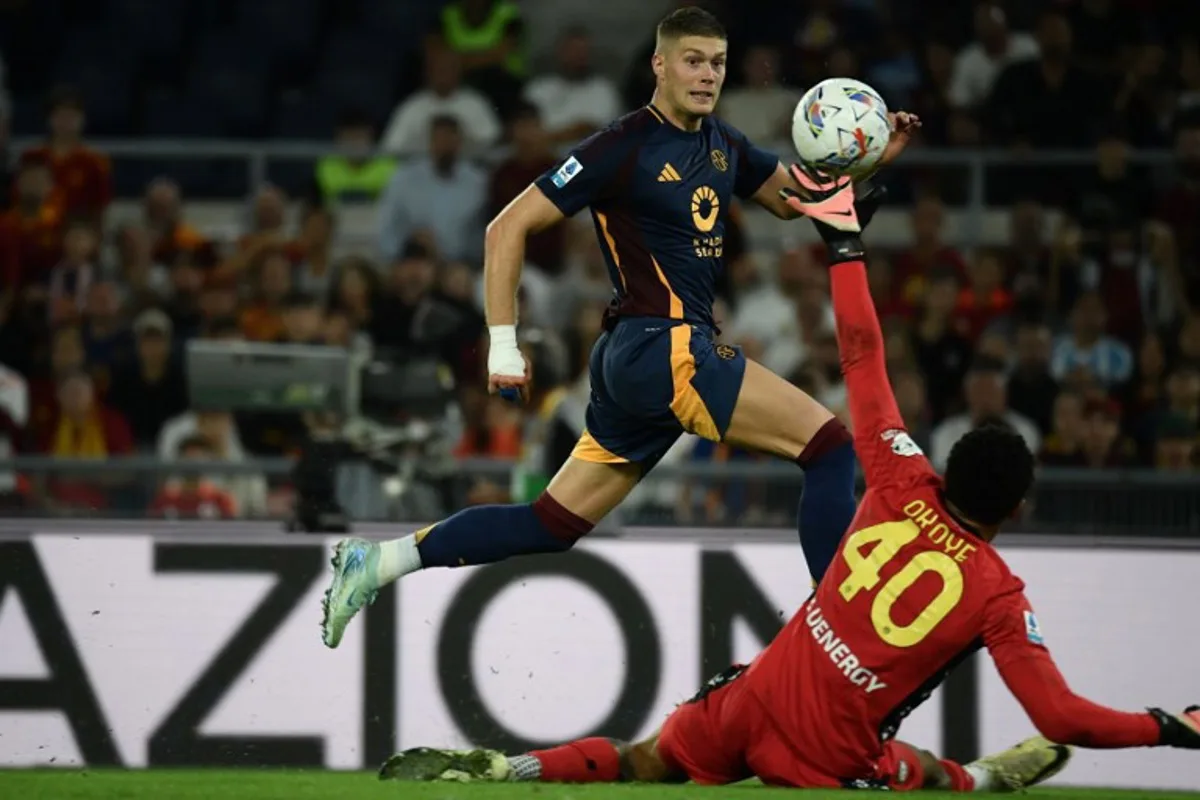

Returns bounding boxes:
[657,163,681,182]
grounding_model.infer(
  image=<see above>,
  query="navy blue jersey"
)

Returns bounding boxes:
[534,105,778,328]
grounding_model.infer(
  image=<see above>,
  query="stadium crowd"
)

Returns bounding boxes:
[0,0,1198,522]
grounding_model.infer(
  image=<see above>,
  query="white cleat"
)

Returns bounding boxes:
[320,537,380,648]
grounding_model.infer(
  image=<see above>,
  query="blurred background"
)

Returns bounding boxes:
[0,0,1199,535]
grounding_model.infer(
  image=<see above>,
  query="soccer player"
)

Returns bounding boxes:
[319,6,918,648]
[375,178,1200,791]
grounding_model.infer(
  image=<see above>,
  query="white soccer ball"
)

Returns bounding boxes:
[791,77,893,178]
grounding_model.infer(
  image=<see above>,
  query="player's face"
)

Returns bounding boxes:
[658,36,727,118]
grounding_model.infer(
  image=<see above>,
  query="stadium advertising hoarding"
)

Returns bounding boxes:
[0,532,1196,790]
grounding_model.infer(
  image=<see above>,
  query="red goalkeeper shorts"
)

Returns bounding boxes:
[657,665,925,790]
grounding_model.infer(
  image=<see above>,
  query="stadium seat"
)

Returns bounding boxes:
[53,24,142,79]
[189,67,270,138]
[234,0,320,65]
[107,0,190,65]
[10,94,47,137]
[320,26,404,75]
[310,69,398,131]
[359,0,446,48]
[272,94,340,140]
[190,30,275,79]
[70,68,137,136]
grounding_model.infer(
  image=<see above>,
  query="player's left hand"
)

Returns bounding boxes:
[1149,706,1200,748]
[878,111,921,169]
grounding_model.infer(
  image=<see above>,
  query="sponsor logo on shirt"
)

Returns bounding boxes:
[882,428,923,458]
[804,601,888,694]
[551,156,583,188]
[1024,610,1045,647]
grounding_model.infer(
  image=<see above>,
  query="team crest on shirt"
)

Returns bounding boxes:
[710,149,728,172]
[1024,610,1046,647]
[551,156,583,188]
[715,344,737,360]
[881,428,923,457]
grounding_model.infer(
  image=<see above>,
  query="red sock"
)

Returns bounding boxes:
[530,737,621,783]
[939,759,976,791]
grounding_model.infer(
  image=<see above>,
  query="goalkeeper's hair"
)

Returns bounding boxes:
[943,422,1035,527]
[656,6,727,48]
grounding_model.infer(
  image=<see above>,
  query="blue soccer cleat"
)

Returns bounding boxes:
[320,537,381,648]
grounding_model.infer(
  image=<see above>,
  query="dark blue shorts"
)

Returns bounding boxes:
[571,318,747,470]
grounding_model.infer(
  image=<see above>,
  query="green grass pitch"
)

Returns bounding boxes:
[2,770,1198,800]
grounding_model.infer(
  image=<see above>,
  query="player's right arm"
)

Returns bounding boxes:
[792,178,933,486]
[983,589,1200,749]
[488,121,641,399]
[483,185,563,398]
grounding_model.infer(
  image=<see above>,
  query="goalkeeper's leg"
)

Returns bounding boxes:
[883,737,1072,792]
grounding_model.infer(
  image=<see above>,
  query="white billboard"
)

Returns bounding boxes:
[0,533,1195,790]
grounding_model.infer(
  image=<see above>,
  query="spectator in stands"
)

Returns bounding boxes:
[380,45,500,158]
[239,249,293,342]
[0,156,63,302]
[1067,0,1137,79]
[314,110,396,206]
[107,309,189,450]
[327,256,381,334]
[430,0,527,116]
[279,292,324,345]
[0,50,10,212]
[38,369,131,458]
[1122,332,1168,430]
[1076,124,1150,226]
[1153,413,1199,471]
[956,247,1014,341]
[866,31,922,111]
[378,115,486,264]
[453,384,522,460]
[1006,199,1052,307]
[488,102,564,275]
[1178,38,1200,118]
[45,218,99,327]
[295,205,336,297]
[158,410,268,518]
[216,184,299,284]
[0,358,28,506]
[911,267,973,422]
[1037,387,1086,466]
[1073,398,1137,468]
[1154,113,1200,307]
[929,355,1041,470]
[948,2,1038,128]
[143,177,215,268]
[985,11,1108,149]
[1139,363,1200,456]
[730,247,831,378]
[161,252,206,341]
[891,367,932,451]
[893,195,967,308]
[1050,290,1134,389]
[149,434,238,520]
[112,222,170,310]
[18,86,111,222]
[715,44,799,151]
[524,27,621,148]
[1007,320,1058,435]
[370,243,484,385]
[79,280,135,391]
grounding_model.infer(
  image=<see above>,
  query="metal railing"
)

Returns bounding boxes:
[2,456,1197,536]
[9,137,1181,230]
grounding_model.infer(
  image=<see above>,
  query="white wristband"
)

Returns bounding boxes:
[488,325,525,378]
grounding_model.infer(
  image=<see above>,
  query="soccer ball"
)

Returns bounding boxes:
[791,77,892,179]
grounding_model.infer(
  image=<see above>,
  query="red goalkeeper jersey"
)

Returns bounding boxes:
[740,258,1158,781]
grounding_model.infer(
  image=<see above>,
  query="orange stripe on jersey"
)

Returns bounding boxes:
[652,256,684,319]
[668,325,720,441]
[571,430,630,463]
[594,211,628,291]
[645,104,665,123]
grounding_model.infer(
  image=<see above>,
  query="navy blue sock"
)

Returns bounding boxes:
[796,419,858,583]
[416,494,592,568]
